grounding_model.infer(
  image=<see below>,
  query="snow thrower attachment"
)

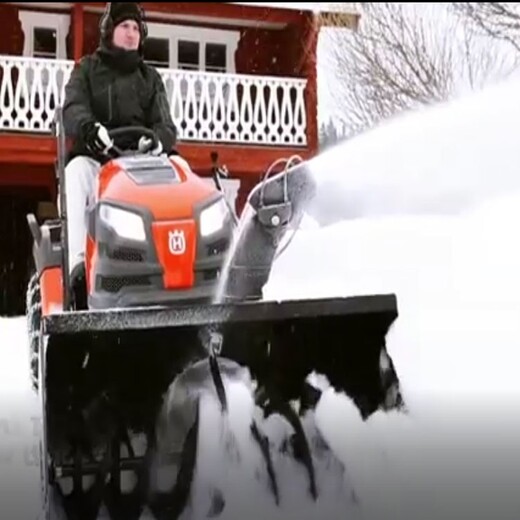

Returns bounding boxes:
[26,108,404,520]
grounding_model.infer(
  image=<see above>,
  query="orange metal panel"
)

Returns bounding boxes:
[40,267,64,316]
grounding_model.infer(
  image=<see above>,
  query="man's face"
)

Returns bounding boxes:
[112,19,140,50]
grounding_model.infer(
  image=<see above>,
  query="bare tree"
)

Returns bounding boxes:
[452,3,520,53]
[320,2,520,138]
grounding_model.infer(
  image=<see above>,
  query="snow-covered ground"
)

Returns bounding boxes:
[0,319,42,520]
[3,72,520,519]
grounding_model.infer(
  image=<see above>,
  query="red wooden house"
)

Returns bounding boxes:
[0,1,358,315]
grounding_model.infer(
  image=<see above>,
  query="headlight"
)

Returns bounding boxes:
[199,198,229,237]
[99,204,146,242]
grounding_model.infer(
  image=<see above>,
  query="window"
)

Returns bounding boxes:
[205,43,226,73]
[33,28,57,59]
[144,22,240,74]
[18,11,70,60]
[143,37,170,68]
[178,40,199,71]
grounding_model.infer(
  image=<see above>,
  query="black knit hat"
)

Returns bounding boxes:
[110,3,143,28]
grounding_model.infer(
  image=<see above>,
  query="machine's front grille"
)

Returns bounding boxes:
[108,247,145,263]
[100,275,151,293]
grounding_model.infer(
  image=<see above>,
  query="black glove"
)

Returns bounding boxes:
[82,121,113,155]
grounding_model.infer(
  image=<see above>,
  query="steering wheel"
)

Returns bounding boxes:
[107,126,160,157]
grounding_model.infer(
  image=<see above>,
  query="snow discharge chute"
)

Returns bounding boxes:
[26,109,404,519]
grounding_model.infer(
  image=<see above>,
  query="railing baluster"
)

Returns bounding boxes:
[0,56,307,147]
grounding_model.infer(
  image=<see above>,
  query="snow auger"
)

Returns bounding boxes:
[26,108,404,520]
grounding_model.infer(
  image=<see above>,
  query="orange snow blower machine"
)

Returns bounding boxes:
[26,108,404,520]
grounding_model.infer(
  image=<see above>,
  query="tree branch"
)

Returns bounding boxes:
[321,2,520,138]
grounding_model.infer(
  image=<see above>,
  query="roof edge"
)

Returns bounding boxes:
[225,2,360,16]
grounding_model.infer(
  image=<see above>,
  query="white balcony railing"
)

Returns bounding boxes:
[0,56,308,146]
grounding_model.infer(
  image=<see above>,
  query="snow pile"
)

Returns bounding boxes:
[186,376,359,520]
[305,73,520,224]
[0,318,41,520]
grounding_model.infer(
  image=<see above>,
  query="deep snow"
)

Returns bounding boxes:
[3,73,520,519]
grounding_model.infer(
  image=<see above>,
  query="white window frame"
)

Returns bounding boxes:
[17,10,70,102]
[145,22,240,73]
[18,11,70,60]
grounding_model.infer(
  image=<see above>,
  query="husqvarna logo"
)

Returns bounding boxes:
[168,230,186,255]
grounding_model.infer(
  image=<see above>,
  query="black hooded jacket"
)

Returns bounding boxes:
[62,43,177,163]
